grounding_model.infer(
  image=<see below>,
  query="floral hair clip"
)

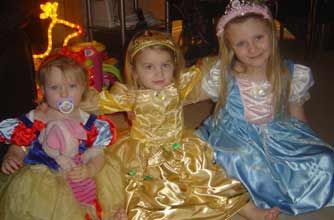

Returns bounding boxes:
[216,0,272,36]
[38,47,86,71]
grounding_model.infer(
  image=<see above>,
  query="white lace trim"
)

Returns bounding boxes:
[289,64,314,104]
[201,60,221,101]
[202,62,314,105]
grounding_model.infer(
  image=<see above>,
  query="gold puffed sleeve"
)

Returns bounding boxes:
[179,56,219,103]
[178,65,202,102]
[99,82,135,114]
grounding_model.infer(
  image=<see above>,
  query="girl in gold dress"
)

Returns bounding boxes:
[96,30,279,220]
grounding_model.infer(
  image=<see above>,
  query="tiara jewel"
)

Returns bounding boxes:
[216,0,272,36]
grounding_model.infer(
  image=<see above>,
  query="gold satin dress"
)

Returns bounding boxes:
[96,66,249,220]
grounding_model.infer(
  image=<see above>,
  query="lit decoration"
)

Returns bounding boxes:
[33,2,83,60]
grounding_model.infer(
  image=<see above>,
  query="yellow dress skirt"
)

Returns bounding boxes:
[0,165,86,220]
[96,66,250,220]
[97,130,249,220]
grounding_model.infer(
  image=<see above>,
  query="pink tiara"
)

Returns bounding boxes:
[216,0,272,36]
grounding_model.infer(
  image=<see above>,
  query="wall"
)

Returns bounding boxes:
[138,0,165,20]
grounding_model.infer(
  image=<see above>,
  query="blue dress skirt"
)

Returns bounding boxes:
[197,63,334,215]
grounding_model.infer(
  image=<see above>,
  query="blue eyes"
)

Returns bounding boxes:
[235,35,264,48]
[236,42,246,47]
[144,65,153,69]
[49,85,59,90]
[143,63,172,70]
[162,63,171,69]
[255,35,263,41]
[47,84,78,90]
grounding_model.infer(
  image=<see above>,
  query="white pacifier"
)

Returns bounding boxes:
[57,98,74,114]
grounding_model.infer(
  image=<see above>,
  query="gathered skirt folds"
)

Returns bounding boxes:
[96,130,250,220]
[0,165,87,220]
[198,114,334,215]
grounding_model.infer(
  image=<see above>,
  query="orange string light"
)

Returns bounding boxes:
[33,2,83,59]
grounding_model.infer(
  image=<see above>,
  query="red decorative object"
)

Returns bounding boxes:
[11,120,45,146]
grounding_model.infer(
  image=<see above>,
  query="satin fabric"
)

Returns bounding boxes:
[197,64,334,215]
[236,78,273,124]
[0,111,114,220]
[96,66,249,220]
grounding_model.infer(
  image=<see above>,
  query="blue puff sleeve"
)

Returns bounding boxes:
[92,118,116,147]
[0,118,20,143]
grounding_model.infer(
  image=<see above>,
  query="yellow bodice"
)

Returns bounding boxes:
[99,65,203,143]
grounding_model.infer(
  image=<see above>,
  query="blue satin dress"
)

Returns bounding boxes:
[196,61,334,215]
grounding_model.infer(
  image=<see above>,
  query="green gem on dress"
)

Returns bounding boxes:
[144,175,153,180]
[128,169,136,176]
[172,143,181,150]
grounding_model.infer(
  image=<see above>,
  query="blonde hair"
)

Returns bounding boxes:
[124,30,185,89]
[38,55,90,103]
[214,13,290,116]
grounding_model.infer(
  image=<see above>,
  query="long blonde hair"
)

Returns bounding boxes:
[214,13,290,116]
[124,30,185,89]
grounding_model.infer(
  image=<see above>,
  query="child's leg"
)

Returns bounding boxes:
[238,201,280,220]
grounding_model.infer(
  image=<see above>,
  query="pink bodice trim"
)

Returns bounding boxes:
[236,78,273,124]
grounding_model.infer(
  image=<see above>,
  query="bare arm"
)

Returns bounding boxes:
[86,153,105,177]
[289,103,307,123]
[1,144,25,174]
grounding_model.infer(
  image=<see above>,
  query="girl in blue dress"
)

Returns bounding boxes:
[197,0,334,215]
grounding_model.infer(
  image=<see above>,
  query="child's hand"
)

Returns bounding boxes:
[1,155,23,174]
[56,156,75,171]
[66,165,93,182]
[1,145,25,175]
[113,208,128,220]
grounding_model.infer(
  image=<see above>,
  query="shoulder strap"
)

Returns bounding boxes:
[83,114,97,131]
[18,114,33,128]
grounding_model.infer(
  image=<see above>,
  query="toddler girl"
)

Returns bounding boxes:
[0,52,116,219]
[95,30,279,220]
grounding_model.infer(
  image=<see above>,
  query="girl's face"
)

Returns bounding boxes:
[43,66,85,113]
[227,18,272,73]
[133,48,175,90]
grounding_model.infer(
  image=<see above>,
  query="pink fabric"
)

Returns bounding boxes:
[46,118,86,154]
[68,155,97,205]
[46,119,95,205]
[216,0,272,36]
[237,78,273,124]
[46,125,66,153]
[61,118,87,140]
